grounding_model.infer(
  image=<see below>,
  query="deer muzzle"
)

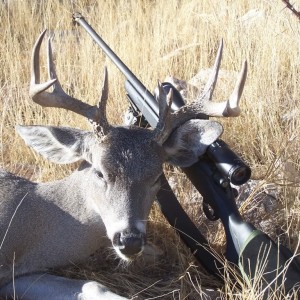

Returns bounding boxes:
[112,228,146,259]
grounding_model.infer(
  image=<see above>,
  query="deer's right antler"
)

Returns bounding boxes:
[30,30,111,136]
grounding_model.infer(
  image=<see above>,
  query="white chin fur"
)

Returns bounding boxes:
[114,246,143,261]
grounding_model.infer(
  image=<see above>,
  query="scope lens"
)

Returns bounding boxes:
[230,165,251,185]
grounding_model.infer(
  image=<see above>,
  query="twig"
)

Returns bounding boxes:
[282,0,300,20]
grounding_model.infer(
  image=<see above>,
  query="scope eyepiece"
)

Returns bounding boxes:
[207,140,251,186]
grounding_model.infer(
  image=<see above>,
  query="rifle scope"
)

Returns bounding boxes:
[206,140,251,185]
[161,82,251,186]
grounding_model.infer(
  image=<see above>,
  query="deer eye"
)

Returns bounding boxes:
[94,170,104,180]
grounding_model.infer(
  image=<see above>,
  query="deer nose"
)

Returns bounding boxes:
[113,229,146,257]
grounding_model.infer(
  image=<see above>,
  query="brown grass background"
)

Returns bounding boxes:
[0,0,300,299]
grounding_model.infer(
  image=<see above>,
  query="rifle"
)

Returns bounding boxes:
[73,13,300,296]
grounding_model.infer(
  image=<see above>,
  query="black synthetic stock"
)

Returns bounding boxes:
[182,159,255,264]
[156,175,223,277]
[239,232,300,298]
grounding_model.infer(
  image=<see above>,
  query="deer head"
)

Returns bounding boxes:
[17,30,247,261]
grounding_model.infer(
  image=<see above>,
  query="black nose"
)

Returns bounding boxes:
[113,228,146,257]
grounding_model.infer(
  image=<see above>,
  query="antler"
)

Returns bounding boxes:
[152,81,173,142]
[30,30,111,137]
[154,40,247,145]
[89,67,110,137]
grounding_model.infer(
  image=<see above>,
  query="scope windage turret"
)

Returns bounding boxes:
[207,140,251,185]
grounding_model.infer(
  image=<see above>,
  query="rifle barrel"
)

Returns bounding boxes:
[73,13,159,117]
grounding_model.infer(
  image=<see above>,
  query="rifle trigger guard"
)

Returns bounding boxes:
[203,201,219,221]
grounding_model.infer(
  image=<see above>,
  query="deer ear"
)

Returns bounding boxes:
[16,125,91,164]
[162,120,223,167]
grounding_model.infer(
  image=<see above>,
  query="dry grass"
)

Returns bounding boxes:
[1,0,300,299]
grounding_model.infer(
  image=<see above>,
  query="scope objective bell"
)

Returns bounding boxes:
[207,140,251,186]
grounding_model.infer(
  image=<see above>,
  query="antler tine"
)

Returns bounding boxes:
[225,60,247,117]
[92,67,111,136]
[97,66,109,119]
[198,39,223,103]
[46,35,64,94]
[153,81,173,144]
[29,30,100,122]
[30,30,57,98]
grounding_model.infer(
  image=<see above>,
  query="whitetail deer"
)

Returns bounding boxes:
[0,30,247,299]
